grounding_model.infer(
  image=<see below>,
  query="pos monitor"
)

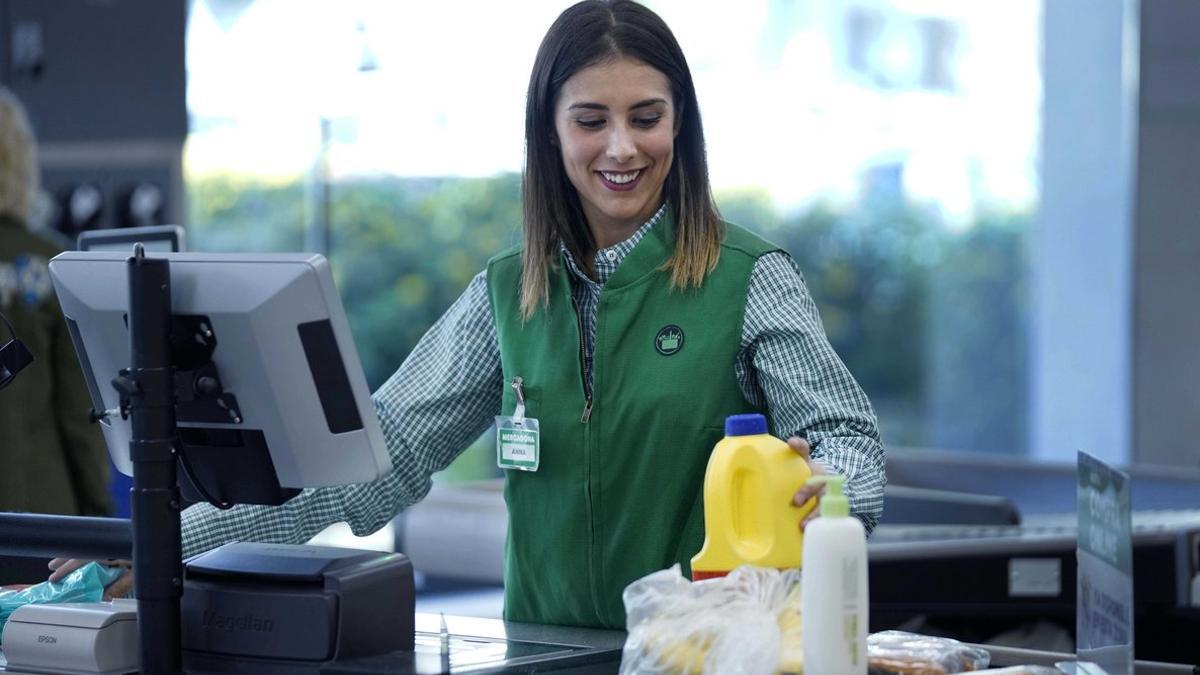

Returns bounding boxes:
[47,249,393,672]
[48,251,391,504]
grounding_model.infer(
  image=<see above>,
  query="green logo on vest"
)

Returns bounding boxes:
[655,325,684,356]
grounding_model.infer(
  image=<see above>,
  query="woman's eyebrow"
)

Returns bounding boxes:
[630,97,668,110]
[566,97,669,112]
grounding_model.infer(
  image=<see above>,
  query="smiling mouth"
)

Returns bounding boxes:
[597,169,644,191]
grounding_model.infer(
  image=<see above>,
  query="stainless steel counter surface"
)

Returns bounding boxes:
[0,613,625,675]
[4,617,1197,673]
[191,613,623,675]
[980,643,1195,674]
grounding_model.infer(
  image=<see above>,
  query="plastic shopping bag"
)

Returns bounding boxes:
[620,564,802,675]
[0,562,126,641]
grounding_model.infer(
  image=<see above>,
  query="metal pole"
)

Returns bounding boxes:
[126,244,184,674]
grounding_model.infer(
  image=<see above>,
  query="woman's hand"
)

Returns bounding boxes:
[48,558,134,600]
[788,436,826,532]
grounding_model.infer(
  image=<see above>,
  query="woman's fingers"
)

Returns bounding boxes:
[102,571,135,601]
[788,436,827,530]
[787,435,827,504]
[787,436,812,460]
[792,481,825,507]
[787,436,827,476]
[801,511,820,531]
[47,558,90,583]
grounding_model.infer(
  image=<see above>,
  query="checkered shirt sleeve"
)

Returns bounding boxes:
[739,251,886,533]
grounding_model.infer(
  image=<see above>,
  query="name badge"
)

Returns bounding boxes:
[497,376,540,472]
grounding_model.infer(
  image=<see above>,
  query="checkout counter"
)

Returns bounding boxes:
[872,449,1200,666]
[0,609,1194,673]
[3,452,1200,673]
[0,612,626,674]
[183,614,625,675]
[0,537,626,675]
[395,450,1200,669]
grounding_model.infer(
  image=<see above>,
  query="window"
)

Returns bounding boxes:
[185,0,1041,466]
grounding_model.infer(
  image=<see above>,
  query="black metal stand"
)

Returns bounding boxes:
[124,245,185,674]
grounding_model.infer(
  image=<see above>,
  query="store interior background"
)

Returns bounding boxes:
[3,0,1199,626]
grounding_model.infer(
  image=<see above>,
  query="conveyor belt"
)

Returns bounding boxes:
[876,508,1200,541]
[870,509,1200,560]
[869,509,1200,666]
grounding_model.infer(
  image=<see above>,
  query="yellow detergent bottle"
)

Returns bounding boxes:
[691,413,817,580]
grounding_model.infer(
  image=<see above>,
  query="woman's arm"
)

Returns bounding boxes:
[180,270,504,558]
[738,251,886,533]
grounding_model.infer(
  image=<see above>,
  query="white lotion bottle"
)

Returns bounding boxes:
[801,475,868,675]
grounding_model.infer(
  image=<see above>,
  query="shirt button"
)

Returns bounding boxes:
[605,250,617,261]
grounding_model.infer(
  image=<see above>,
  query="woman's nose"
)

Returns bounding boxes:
[606,125,636,163]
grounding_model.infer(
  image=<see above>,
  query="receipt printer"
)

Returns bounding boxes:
[181,542,414,663]
[2,600,138,675]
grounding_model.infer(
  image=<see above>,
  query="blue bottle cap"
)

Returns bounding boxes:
[725,413,768,436]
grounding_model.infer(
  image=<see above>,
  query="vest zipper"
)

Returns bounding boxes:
[570,292,601,622]
[571,297,593,423]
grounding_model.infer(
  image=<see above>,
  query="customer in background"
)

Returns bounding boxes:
[0,86,113,517]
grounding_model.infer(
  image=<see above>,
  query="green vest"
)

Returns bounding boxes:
[486,214,780,628]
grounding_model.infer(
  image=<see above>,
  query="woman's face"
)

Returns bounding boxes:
[554,56,676,243]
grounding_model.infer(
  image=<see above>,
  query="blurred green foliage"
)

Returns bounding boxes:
[742,198,1029,454]
[188,173,1030,477]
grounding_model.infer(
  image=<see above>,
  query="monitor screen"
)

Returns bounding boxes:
[77,225,186,254]
[48,252,391,504]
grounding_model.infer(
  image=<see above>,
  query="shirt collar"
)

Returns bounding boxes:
[560,202,668,286]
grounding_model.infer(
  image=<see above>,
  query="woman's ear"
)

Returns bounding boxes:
[549,130,560,147]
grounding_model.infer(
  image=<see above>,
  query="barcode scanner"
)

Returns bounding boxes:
[0,309,34,390]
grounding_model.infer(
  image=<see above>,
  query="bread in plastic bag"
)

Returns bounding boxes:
[867,630,991,674]
[0,562,126,642]
[619,564,802,675]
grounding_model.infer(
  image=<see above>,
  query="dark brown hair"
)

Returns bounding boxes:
[520,0,723,319]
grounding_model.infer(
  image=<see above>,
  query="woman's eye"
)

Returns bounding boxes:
[576,118,605,129]
[634,114,663,128]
